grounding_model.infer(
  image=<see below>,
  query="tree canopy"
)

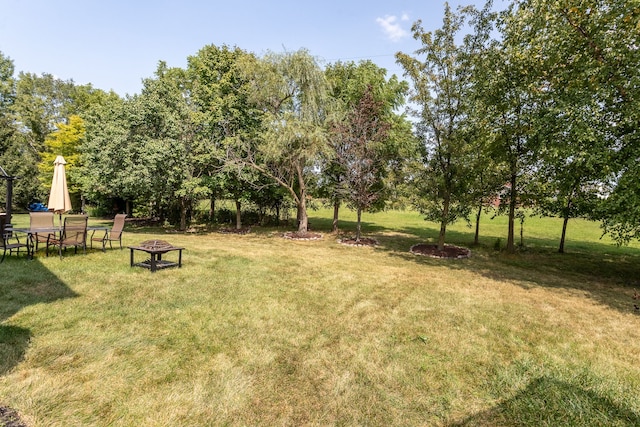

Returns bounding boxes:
[2,0,639,249]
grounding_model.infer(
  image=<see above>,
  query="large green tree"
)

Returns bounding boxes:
[397,3,491,251]
[136,62,209,229]
[241,49,330,233]
[471,1,548,253]
[83,62,211,227]
[188,44,266,228]
[0,51,40,209]
[13,72,77,154]
[80,92,145,215]
[499,0,639,247]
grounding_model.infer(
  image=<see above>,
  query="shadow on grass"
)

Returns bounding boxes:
[305,216,388,235]
[390,226,640,313]
[303,217,640,314]
[450,376,640,426]
[125,215,640,314]
[0,258,78,376]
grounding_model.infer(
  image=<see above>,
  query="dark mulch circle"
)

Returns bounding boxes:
[338,237,378,247]
[283,231,323,241]
[0,406,27,427]
[410,243,471,259]
[218,227,251,235]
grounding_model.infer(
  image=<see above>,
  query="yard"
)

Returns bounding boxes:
[1,209,639,426]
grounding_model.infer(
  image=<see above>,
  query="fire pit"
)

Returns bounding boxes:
[128,240,184,272]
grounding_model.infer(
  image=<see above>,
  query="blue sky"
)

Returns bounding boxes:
[0,0,495,96]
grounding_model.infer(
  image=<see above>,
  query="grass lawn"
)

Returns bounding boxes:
[1,209,639,426]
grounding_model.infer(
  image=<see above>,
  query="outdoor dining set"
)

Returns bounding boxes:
[0,212,126,262]
[1,154,126,262]
[2,155,183,271]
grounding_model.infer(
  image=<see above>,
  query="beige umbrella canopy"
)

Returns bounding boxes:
[47,155,72,225]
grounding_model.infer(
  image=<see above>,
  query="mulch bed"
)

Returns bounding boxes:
[0,406,27,427]
[282,231,323,241]
[338,237,378,247]
[410,243,471,259]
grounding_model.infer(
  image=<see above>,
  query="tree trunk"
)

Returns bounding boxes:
[506,172,517,253]
[438,194,451,251]
[235,199,242,230]
[296,204,303,228]
[474,204,482,245]
[297,195,308,232]
[356,207,362,241]
[559,197,572,254]
[209,197,215,222]
[332,200,340,232]
[559,214,569,254]
[296,162,308,233]
[180,197,187,231]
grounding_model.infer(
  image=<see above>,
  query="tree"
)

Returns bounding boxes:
[330,85,391,241]
[80,92,147,215]
[188,44,265,229]
[470,0,550,253]
[39,114,86,207]
[467,130,506,246]
[397,3,488,251]
[137,62,210,229]
[240,49,330,233]
[81,75,197,224]
[324,60,410,232]
[13,72,77,154]
[499,0,639,248]
[0,51,40,209]
[8,70,107,206]
[533,99,611,253]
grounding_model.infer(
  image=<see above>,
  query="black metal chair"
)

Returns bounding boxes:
[1,215,29,263]
[46,215,88,259]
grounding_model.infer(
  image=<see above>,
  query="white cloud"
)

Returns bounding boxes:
[376,15,409,42]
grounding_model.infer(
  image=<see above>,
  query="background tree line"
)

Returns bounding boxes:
[1,0,638,252]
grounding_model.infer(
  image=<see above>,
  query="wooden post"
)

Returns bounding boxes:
[5,178,12,224]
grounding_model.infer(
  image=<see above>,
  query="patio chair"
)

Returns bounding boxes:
[29,211,55,252]
[1,215,29,263]
[91,214,127,251]
[46,215,88,259]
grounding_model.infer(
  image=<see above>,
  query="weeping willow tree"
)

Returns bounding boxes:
[240,49,330,233]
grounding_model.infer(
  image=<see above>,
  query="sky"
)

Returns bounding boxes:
[0,0,497,97]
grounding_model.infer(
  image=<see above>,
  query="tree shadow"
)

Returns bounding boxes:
[360,224,640,314]
[0,258,78,376]
[306,216,387,235]
[450,376,640,426]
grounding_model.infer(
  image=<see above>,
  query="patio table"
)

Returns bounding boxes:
[6,226,108,259]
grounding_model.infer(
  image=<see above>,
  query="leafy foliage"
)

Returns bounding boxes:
[397,3,488,250]
[329,85,391,241]
[238,49,330,232]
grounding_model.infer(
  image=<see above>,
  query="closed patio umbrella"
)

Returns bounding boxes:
[47,155,72,226]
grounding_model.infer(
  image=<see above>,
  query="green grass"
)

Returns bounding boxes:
[1,209,639,426]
